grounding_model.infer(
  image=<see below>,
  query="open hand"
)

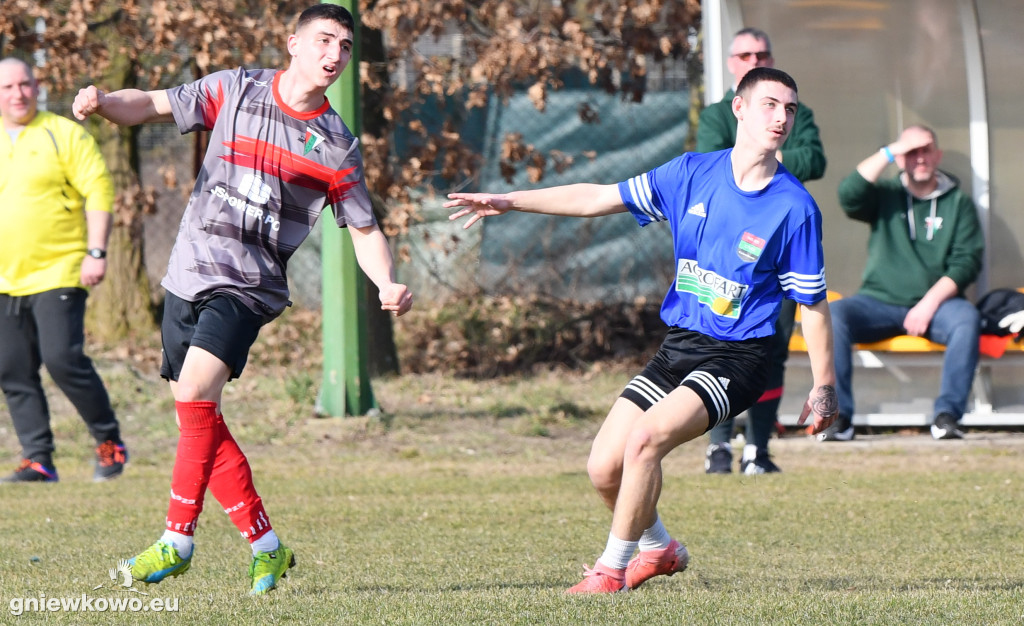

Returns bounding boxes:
[444,193,513,229]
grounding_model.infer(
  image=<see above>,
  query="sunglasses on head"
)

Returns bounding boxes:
[731,51,772,61]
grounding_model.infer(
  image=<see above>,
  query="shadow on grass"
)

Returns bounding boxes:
[768,576,1024,593]
[348,581,565,593]
[381,407,530,422]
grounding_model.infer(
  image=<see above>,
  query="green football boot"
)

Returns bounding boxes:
[249,544,296,595]
[129,540,193,583]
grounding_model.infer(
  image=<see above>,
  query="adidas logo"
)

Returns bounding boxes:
[718,377,730,389]
[687,202,707,217]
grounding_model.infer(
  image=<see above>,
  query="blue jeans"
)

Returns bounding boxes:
[830,294,980,421]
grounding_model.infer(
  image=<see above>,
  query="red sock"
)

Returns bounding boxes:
[207,415,272,543]
[165,401,221,535]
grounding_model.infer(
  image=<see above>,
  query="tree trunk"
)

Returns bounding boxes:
[362,23,400,376]
[82,11,157,343]
[365,193,400,376]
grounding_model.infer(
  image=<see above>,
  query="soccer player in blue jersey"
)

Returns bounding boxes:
[697,27,827,475]
[446,67,837,594]
[72,4,412,595]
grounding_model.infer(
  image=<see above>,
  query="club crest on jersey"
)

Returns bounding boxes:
[303,128,325,154]
[737,232,766,262]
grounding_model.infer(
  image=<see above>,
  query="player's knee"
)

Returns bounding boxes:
[586,453,621,492]
[173,380,210,403]
[622,428,665,466]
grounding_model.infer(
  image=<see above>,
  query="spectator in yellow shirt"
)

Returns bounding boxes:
[0,57,127,483]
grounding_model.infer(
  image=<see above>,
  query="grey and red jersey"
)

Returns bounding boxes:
[162,67,375,320]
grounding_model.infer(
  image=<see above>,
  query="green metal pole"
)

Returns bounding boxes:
[319,0,377,416]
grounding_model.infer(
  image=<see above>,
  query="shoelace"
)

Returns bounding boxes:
[580,563,621,578]
[249,552,277,577]
[580,564,600,577]
[149,543,176,564]
[96,442,124,466]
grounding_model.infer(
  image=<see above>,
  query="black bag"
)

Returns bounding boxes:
[977,288,1024,337]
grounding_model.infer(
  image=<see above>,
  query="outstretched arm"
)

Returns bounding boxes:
[444,183,626,229]
[73,86,174,125]
[797,298,838,433]
[348,224,413,316]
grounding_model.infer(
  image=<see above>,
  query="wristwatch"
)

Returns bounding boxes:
[87,248,107,259]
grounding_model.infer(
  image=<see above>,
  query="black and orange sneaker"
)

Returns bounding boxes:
[0,459,59,483]
[94,441,128,482]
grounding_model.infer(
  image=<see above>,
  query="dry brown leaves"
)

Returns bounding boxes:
[395,293,663,377]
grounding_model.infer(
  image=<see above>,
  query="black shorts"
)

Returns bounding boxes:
[620,328,772,432]
[160,292,264,382]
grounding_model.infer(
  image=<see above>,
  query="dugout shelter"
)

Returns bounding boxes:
[702,0,1024,426]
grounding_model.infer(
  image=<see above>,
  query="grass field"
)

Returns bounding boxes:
[2,359,1024,625]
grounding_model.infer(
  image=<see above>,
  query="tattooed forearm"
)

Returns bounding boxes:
[811,385,838,418]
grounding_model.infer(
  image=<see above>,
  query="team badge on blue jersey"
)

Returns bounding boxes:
[303,128,325,154]
[737,232,766,262]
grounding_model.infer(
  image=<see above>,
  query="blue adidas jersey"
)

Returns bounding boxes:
[618,149,827,341]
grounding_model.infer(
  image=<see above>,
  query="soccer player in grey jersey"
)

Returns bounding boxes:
[73,4,412,594]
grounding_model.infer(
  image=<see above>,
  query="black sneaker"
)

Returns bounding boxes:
[817,415,855,442]
[740,444,781,474]
[94,441,128,482]
[0,459,59,483]
[930,413,964,440]
[704,443,732,474]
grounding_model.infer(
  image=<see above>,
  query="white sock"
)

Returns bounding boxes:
[597,533,638,571]
[638,516,672,552]
[250,530,280,555]
[159,531,194,559]
[742,444,759,462]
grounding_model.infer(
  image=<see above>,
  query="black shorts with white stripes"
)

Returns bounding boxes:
[620,327,772,433]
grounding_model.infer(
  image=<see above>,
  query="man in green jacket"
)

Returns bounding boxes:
[819,125,984,442]
[697,28,827,474]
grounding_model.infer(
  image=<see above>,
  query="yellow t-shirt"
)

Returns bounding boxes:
[0,111,113,296]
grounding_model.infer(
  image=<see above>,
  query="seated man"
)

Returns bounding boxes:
[820,125,984,442]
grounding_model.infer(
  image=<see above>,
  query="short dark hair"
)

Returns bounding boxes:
[736,67,797,99]
[296,4,355,33]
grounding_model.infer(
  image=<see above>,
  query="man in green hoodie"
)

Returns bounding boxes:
[820,125,984,442]
[697,27,827,474]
